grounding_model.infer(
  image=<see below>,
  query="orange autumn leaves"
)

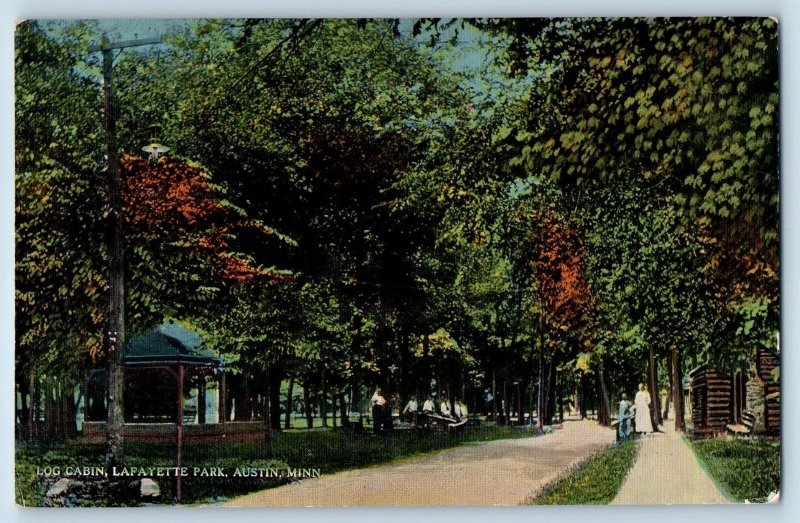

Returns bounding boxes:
[121,155,290,284]
[530,211,595,344]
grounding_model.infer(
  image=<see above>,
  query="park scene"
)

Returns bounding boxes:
[15,18,779,507]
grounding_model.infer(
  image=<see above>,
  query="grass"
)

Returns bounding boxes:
[690,438,780,502]
[528,440,638,505]
[16,422,538,506]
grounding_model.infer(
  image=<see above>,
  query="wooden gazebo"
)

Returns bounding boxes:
[81,322,268,445]
[80,322,268,502]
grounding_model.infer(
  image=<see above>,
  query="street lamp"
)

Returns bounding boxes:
[142,124,170,160]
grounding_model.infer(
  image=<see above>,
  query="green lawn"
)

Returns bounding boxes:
[690,438,780,502]
[528,440,638,505]
[16,422,539,506]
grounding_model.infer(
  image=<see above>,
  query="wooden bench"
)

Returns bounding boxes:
[726,410,756,437]
[424,413,468,433]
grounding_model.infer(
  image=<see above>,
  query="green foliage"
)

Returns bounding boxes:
[530,439,638,505]
[691,438,780,502]
[15,19,780,472]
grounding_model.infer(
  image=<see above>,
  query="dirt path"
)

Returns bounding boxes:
[225,419,615,507]
[612,424,731,505]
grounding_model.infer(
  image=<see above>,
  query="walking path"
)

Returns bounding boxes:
[226,419,615,507]
[612,423,730,505]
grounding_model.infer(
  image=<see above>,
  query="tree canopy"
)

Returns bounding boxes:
[15,17,779,442]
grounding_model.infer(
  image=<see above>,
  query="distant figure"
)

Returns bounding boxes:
[616,393,633,441]
[421,396,435,427]
[402,396,418,423]
[483,389,493,416]
[455,399,468,421]
[371,387,388,434]
[634,383,653,434]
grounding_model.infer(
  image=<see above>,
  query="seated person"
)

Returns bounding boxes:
[420,396,435,427]
[440,397,453,418]
[402,396,418,423]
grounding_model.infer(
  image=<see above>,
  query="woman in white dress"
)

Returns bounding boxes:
[634,383,654,434]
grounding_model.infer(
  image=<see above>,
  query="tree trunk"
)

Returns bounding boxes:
[647,346,662,429]
[517,380,526,425]
[268,368,282,430]
[17,377,30,440]
[28,374,41,441]
[338,393,351,428]
[61,382,77,440]
[284,376,294,429]
[228,374,247,421]
[491,368,498,422]
[320,369,328,428]
[502,379,510,425]
[235,373,252,421]
[543,354,557,425]
[398,331,410,421]
[536,344,544,430]
[672,348,685,433]
[44,381,55,441]
[662,352,672,420]
[597,365,611,426]
[303,378,313,429]
[331,387,338,428]
[536,318,546,430]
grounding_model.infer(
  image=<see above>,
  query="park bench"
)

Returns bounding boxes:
[725,410,756,438]
[425,413,468,434]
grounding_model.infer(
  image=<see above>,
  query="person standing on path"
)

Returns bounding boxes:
[617,393,633,442]
[634,383,653,434]
[371,387,388,434]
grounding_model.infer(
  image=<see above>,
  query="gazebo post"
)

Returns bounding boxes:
[176,364,184,504]
[198,376,206,425]
[219,372,227,425]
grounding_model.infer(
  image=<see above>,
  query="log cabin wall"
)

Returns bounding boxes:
[689,365,733,438]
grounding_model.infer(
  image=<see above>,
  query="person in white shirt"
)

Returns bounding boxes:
[453,399,463,419]
[402,396,418,423]
[371,387,388,434]
[440,397,452,418]
[421,396,435,427]
[371,387,386,407]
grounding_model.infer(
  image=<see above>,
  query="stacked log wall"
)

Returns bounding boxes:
[689,365,732,438]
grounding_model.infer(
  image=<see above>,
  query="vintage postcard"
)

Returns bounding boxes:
[14,18,779,507]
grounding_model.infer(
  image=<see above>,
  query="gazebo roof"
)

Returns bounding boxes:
[122,321,221,368]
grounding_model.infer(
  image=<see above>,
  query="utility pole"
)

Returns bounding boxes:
[89,34,163,481]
